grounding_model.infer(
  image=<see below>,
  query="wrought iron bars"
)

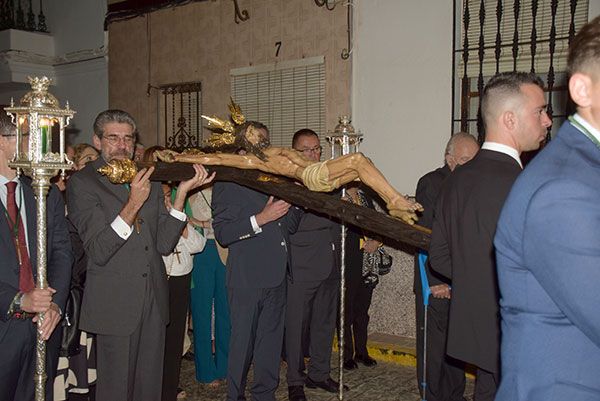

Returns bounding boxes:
[0,0,49,32]
[454,0,588,141]
[161,82,202,151]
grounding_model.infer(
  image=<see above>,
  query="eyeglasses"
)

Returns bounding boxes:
[299,145,322,154]
[102,134,135,145]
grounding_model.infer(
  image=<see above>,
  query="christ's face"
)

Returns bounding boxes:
[244,126,270,149]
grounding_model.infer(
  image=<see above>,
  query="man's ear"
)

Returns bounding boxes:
[501,110,517,131]
[92,134,101,150]
[445,153,454,169]
[569,72,592,109]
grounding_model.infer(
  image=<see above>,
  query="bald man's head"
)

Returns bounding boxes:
[444,132,479,171]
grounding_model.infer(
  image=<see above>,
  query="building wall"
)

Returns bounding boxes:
[108,0,351,147]
[353,1,453,195]
[590,1,600,19]
[47,0,108,143]
[351,1,453,338]
[0,0,108,145]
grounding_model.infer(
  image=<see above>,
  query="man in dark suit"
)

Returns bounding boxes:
[67,109,212,401]
[0,114,72,401]
[285,129,341,401]
[212,121,303,401]
[494,17,600,401]
[429,71,552,401]
[414,132,478,401]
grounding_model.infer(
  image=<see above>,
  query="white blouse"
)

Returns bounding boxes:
[189,187,215,239]
[162,224,206,277]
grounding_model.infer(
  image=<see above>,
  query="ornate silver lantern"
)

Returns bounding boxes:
[326,115,363,158]
[5,76,75,401]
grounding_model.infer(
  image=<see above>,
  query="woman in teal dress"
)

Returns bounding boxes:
[189,187,231,385]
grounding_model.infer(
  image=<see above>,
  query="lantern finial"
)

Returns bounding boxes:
[20,76,59,108]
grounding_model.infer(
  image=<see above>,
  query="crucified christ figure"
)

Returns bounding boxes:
[157,121,423,225]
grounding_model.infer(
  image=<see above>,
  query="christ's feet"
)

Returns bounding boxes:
[387,195,423,225]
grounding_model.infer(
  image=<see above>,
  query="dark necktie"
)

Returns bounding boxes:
[5,181,35,292]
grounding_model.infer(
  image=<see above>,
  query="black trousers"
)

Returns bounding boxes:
[415,284,466,401]
[227,281,286,401]
[0,317,61,401]
[285,271,338,386]
[343,267,373,361]
[162,273,191,401]
[474,367,499,401]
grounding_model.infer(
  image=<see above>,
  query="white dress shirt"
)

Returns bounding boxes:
[111,201,187,240]
[572,113,600,143]
[481,141,523,169]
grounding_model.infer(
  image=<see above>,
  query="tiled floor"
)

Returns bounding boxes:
[179,355,474,401]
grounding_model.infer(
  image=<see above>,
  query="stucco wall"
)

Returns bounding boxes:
[108,0,351,146]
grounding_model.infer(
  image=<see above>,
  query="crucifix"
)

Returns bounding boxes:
[172,247,182,264]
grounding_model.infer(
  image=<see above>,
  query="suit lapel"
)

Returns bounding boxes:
[0,201,17,260]
[21,178,38,276]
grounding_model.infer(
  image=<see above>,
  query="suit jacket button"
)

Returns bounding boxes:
[281,241,285,246]
[145,246,149,251]
[142,273,148,278]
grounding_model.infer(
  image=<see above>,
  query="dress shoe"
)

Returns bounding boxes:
[343,359,358,370]
[305,376,349,393]
[288,385,307,401]
[355,354,377,367]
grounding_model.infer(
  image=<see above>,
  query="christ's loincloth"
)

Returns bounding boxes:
[300,161,341,192]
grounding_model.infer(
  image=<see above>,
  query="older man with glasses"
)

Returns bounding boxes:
[66,109,214,401]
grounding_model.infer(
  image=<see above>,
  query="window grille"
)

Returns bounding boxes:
[453,0,588,142]
[160,82,202,150]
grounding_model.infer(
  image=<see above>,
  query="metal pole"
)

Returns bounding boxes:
[422,307,428,401]
[338,194,346,400]
[32,171,51,401]
[327,117,361,401]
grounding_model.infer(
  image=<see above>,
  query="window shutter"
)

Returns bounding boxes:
[231,56,326,147]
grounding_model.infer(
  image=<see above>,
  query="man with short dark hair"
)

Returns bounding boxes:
[285,129,342,401]
[429,72,552,401]
[67,109,213,401]
[494,16,600,401]
[0,113,72,401]
[414,132,479,401]
[212,122,303,401]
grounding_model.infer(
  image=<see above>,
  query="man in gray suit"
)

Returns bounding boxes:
[212,121,302,401]
[285,129,341,401]
[67,109,213,401]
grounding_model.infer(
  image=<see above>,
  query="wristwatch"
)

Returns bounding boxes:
[8,292,24,316]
